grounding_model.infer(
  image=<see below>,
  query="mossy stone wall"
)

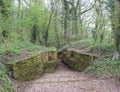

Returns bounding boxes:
[7,54,43,81]
[43,51,57,73]
[43,60,57,73]
[62,49,96,71]
[6,50,57,81]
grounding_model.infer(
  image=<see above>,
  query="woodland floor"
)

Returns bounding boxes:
[16,59,120,92]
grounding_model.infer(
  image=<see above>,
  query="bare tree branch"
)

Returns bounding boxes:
[79,5,94,15]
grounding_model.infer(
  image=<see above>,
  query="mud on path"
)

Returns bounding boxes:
[17,59,119,92]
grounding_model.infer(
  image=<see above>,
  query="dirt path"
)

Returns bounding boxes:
[18,59,118,92]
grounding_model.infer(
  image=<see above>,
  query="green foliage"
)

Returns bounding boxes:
[47,47,57,51]
[58,39,114,53]
[22,2,49,44]
[20,43,42,50]
[105,60,120,76]
[86,58,120,78]
[0,42,45,55]
[86,60,107,75]
[105,0,114,17]
[0,62,15,92]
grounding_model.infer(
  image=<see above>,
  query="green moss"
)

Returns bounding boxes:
[48,51,57,60]
[44,67,56,73]
[40,52,48,62]
[6,54,43,81]
[6,49,57,81]
[43,60,57,73]
[43,50,57,73]
[62,50,93,71]
[47,47,57,51]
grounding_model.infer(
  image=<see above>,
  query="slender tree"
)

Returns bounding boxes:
[0,0,11,38]
[112,0,120,60]
[45,0,54,46]
[54,0,60,48]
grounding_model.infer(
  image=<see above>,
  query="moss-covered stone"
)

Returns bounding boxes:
[40,50,57,61]
[6,48,57,81]
[41,52,48,62]
[48,51,57,60]
[6,54,43,81]
[43,60,57,73]
[43,50,57,73]
[62,49,97,71]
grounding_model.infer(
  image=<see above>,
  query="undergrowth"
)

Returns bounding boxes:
[0,42,46,55]
[58,39,113,53]
[0,62,15,92]
[87,59,120,78]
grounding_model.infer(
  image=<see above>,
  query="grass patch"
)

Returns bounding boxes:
[105,60,120,76]
[71,39,113,48]
[47,47,57,51]
[0,42,47,55]
[58,38,113,53]
[86,58,120,79]
[86,60,107,75]
[20,43,41,50]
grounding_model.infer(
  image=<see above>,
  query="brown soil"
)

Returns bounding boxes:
[0,48,44,63]
[16,59,119,92]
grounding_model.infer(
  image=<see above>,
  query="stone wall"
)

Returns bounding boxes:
[61,49,97,71]
[42,51,57,73]
[6,50,57,81]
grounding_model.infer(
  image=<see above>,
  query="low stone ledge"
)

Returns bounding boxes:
[6,49,57,81]
[6,54,43,81]
[61,49,98,71]
[43,60,57,73]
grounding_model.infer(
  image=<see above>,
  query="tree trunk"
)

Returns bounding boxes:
[63,0,68,41]
[0,0,11,38]
[45,0,54,46]
[54,0,60,48]
[112,0,120,60]
[94,0,104,43]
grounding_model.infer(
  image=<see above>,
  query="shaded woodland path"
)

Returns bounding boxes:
[18,59,119,92]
